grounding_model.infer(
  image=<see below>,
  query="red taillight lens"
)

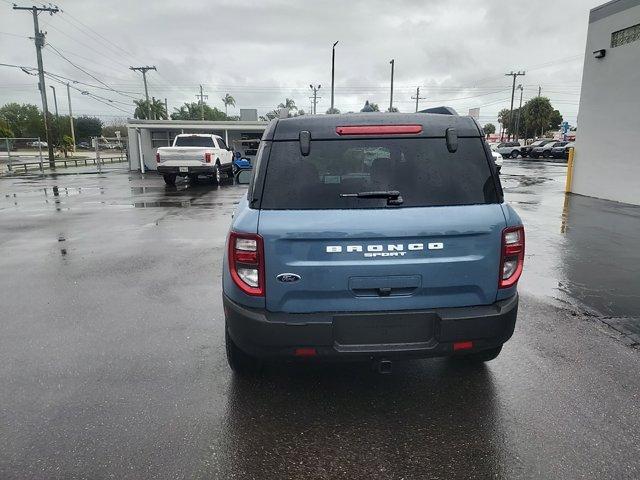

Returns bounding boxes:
[228,232,264,296]
[499,225,525,288]
[204,152,212,163]
[335,125,422,136]
[156,152,160,163]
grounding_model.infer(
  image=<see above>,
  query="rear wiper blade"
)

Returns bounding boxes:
[340,190,403,205]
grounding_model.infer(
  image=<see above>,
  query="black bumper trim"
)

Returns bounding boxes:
[157,165,215,175]
[223,294,518,359]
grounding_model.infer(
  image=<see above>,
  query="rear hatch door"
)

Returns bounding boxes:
[256,130,506,313]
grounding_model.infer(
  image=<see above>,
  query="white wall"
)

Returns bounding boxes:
[573,2,640,205]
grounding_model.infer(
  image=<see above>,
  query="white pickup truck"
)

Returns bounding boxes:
[156,134,234,185]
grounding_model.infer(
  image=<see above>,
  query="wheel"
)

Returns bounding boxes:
[453,345,502,363]
[162,174,176,186]
[225,329,262,375]
[214,163,222,185]
[510,150,519,159]
[543,151,550,158]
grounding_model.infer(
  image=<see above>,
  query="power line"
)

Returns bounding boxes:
[46,43,138,100]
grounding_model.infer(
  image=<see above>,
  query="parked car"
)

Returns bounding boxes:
[551,141,573,159]
[156,134,234,186]
[495,141,521,159]
[223,112,524,374]
[27,141,48,148]
[76,142,91,149]
[530,140,562,159]
[492,150,504,172]
[521,139,551,158]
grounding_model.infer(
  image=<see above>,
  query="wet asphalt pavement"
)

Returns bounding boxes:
[1,160,639,479]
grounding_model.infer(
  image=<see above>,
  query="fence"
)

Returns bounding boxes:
[0,136,129,175]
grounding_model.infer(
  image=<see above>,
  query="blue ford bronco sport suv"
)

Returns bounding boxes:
[223,110,524,374]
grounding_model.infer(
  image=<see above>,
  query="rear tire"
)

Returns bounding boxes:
[452,345,502,363]
[510,150,519,159]
[162,174,176,186]
[214,163,222,185]
[225,329,262,375]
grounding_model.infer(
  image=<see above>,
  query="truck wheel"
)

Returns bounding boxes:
[510,150,519,159]
[162,174,176,186]
[225,329,262,375]
[452,345,502,363]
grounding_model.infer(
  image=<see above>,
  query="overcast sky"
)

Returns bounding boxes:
[0,0,604,126]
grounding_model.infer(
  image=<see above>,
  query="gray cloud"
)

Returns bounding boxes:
[0,0,600,124]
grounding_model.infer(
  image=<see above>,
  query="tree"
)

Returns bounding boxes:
[222,94,236,116]
[103,124,128,138]
[523,97,554,138]
[0,118,14,138]
[0,103,44,138]
[326,107,340,114]
[296,109,306,116]
[548,109,563,132]
[387,106,399,113]
[134,98,167,120]
[483,123,496,135]
[170,102,227,121]
[75,116,103,142]
[278,98,297,112]
[369,102,380,112]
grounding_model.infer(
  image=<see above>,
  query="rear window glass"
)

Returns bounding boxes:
[260,138,498,209]
[174,136,215,147]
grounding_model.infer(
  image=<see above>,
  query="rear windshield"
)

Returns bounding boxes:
[174,136,215,147]
[260,138,498,209]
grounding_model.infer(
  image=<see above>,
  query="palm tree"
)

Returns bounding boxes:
[222,93,236,116]
[278,98,297,112]
[133,98,167,120]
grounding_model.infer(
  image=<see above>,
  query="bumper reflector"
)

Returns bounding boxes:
[453,341,474,351]
[294,347,317,357]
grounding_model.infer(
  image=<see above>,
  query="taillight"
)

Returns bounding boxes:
[204,152,212,163]
[228,232,264,296]
[499,225,525,288]
[156,152,160,163]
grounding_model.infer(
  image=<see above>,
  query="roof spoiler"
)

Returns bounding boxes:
[418,106,458,116]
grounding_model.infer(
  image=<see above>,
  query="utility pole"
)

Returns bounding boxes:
[196,85,208,120]
[411,86,426,113]
[309,84,321,114]
[13,4,59,169]
[151,96,156,120]
[389,59,395,112]
[505,70,525,140]
[164,98,168,120]
[538,85,542,97]
[514,84,524,140]
[49,85,60,147]
[330,41,338,113]
[129,66,156,119]
[66,83,76,152]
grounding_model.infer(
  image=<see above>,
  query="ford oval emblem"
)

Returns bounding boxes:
[276,273,301,283]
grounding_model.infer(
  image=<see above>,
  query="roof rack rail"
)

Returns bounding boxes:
[418,106,458,116]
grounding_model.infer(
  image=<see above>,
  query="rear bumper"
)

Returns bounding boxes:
[223,294,518,360]
[157,164,214,175]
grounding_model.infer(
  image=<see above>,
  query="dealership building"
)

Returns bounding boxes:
[127,112,268,172]
[572,0,640,205]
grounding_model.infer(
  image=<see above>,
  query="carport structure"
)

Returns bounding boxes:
[127,119,268,172]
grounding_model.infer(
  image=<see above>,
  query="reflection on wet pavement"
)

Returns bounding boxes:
[503,160,640,345]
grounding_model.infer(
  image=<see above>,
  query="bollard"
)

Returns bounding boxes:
[564,147,575,193]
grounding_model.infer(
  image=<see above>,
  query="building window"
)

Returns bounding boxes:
[611,23,640,48]
[151,131,170,148]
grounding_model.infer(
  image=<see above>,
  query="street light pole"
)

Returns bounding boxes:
[310,84,321,114]
[66,83,76,153]
[49,85,60,146]
[330,40,338,113]
[389,59,395,112]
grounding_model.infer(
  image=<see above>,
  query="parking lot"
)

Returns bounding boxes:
[1,160,639,479]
